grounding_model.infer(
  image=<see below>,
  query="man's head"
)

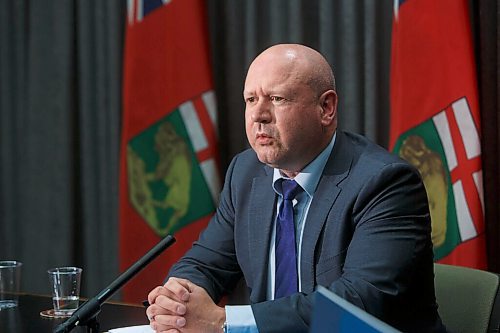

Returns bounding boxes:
[244,44,338,177]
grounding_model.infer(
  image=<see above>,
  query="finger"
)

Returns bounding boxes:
[154,313,187,329]
[148,285,167,304]
[164,277,191,302]
[166,276,191,288]
[146,310,153,322]
[146,303,174,323]
[159,329,180,333]
[150,320,174,333]
[146,305,157,322]
[154,295,187,315]
[150,319,175,332]
[149,285,183,305]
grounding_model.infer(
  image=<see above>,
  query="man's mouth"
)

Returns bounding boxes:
[256,133,273,144]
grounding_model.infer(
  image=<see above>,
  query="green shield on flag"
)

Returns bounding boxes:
[392,120,461,260]
[126,110,215,236]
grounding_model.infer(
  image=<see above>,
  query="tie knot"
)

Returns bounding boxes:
[280,179,302,200]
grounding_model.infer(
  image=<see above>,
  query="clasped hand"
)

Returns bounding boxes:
[146,277,226,333]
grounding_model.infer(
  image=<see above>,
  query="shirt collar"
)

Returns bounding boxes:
[272,132,337,197]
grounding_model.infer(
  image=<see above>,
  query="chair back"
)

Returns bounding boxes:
[434,263,500,333]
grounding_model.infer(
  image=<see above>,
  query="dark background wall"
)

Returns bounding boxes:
[0,0,498,300]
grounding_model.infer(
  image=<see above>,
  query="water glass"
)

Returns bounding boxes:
[47,267,82,315]
[0,261,22,309]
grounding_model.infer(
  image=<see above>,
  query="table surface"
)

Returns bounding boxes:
[0,293,149,332]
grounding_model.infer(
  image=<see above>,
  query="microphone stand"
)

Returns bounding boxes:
[54,235,176,333]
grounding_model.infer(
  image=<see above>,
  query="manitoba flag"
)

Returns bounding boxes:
[120,0,220,302]
[390,0,486,269]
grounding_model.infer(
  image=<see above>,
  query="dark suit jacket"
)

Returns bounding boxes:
[169,130,446,332]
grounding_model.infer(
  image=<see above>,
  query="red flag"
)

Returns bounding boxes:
[120,0,220,302]
[390,0,486,269]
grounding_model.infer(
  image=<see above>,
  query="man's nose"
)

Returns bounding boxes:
[250,101,272,123]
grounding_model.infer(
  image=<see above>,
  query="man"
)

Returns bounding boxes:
[146,44,446,332]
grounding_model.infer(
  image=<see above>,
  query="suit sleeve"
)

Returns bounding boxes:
[167,154,242,302]
[252,162,435,332]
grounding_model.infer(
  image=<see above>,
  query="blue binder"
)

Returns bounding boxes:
[310,286,401,333]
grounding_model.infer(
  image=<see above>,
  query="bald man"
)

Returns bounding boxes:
[146,44,446,333]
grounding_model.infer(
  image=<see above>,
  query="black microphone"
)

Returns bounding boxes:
[54,235,176,333]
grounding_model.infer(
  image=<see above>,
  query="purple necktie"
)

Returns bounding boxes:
[275,179,302,299]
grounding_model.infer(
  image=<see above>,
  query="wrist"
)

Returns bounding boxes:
[217,306,227,333]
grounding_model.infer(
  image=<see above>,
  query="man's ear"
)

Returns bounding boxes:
[319,90,338,126]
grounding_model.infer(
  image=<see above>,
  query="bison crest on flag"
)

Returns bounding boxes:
[126,93,219,236]
[392,97,484,260]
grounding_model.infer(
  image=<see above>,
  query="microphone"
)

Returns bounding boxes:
[54,235,176,333]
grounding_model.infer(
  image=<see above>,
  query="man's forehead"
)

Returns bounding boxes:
[246,59,303,83]
[244,71,303,94]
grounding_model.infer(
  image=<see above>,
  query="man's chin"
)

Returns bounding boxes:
[255,151,281,168]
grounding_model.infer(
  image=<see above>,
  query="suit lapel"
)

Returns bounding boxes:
[248,166,276,301]
[300,131,353,293]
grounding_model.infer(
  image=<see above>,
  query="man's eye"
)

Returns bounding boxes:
[270,96,284,102]
[245,97,255,103]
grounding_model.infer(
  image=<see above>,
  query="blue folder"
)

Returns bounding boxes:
[310,286,401,333]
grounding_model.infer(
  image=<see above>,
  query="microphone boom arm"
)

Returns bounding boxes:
[54,235,176,333]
